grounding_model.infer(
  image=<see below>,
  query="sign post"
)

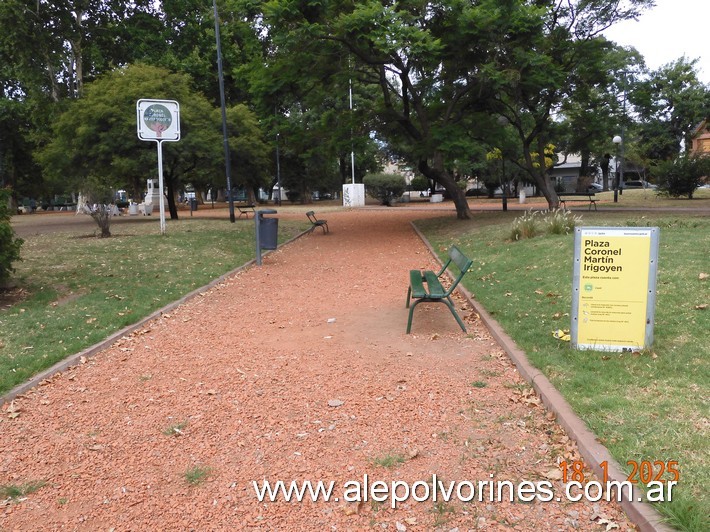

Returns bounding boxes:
[137,99,181,234]
[571,227,660,351]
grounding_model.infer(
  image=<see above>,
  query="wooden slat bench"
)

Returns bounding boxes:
[558,193,597,211]
[236,204,256,218]
[405,245,473,334]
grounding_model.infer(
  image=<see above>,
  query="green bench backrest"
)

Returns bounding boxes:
[448,245,473,277]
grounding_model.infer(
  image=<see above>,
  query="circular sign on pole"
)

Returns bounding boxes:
[137,99,180,142]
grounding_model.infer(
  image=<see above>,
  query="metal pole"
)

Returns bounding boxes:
[349,76,355,184]
[213,0,235,223]
[619,129,625,196]
[255,212,262,265]
[156,140,167,234]
[276,133,282,206]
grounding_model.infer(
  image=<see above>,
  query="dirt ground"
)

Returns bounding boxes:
[1,208,634,530]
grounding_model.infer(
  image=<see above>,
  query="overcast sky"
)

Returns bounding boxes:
[602,0,710,83]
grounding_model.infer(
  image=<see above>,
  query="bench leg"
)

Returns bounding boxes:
[406,299,422,334]
[406,298,467,334]
[442,299,467,333]
[406,286,412,308]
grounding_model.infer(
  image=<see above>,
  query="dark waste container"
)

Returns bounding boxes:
[190,198,198,211]
[260,216,278,250]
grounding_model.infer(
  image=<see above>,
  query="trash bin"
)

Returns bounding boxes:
[190,198,198,211]
[260,216,278,250]
[255,209,278,265]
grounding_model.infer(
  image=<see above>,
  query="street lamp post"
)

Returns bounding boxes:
[275,132,282,206]
[213,0,235,223]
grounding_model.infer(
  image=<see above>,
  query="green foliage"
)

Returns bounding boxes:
[36,64,222,207]
[654,154,710,199]
[630,58,710,161]
[545,208,583,235]
[511,209,582,240]
[363,172,406,206]
[0,480,45,501]
[371,452,407,469]
[183,465,212,486]
[510,210,540,241]
[409,175,429,192]
[0,188,23,285]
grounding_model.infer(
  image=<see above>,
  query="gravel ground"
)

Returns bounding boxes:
[1,209,634,530]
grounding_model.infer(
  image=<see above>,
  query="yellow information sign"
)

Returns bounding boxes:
[571,227,659,351]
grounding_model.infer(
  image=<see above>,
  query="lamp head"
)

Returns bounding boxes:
[613,135,622,145]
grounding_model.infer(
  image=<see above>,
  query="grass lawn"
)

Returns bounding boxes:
[416,207,709,531]
[0,215,309,395]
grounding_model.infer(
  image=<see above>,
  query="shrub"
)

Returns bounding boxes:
[545,208,582,235]
[409,175,429,192]
[363,172,406,206]
[510,210,540,240]
[0,189,24,286]
[655,154,710,199]
[510,209,582,241]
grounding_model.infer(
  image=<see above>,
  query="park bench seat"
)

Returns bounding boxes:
[237,204,256,218]
[406,245,472,334]
[306,211,329,234]
[558,193,597,211]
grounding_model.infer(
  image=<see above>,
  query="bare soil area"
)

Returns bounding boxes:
[1,209,633,530]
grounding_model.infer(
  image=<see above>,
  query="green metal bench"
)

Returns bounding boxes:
[406,245,473,334]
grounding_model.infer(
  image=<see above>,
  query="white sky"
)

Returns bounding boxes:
[602,0,710,83]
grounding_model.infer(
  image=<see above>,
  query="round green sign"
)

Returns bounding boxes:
[143,104,173,138]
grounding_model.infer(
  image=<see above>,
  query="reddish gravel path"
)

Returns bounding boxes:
[1,209,633,530]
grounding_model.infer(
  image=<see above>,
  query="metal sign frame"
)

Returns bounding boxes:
[571,226,660,351]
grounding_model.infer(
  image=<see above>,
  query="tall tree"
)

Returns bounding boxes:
[37,64,223,221]
[489,0,654,208]
[238,0,655,217]
[629,58,710,162]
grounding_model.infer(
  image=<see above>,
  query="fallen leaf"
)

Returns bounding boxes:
[694,304,707,310]
[542,468,563,480]
[699,272,708,281]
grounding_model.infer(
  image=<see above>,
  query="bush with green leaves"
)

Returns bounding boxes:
[0,189,24,286]
[655,154,710,199]
[363,172,406,206]
[409,175,429,192]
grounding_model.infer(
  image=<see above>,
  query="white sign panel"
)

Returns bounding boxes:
[137,99,180,142]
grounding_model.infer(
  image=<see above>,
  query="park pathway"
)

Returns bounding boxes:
[0,209,634,530]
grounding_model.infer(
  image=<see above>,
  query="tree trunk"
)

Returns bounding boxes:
[418,155,472,220]
[90,205,111,238]
[527,138,559,209]
[166,179,179,220]
[600,154,611,191]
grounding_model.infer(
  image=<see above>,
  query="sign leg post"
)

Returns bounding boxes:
[157,140,166,235]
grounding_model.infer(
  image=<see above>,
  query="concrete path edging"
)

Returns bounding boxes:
[410,221,673,532]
